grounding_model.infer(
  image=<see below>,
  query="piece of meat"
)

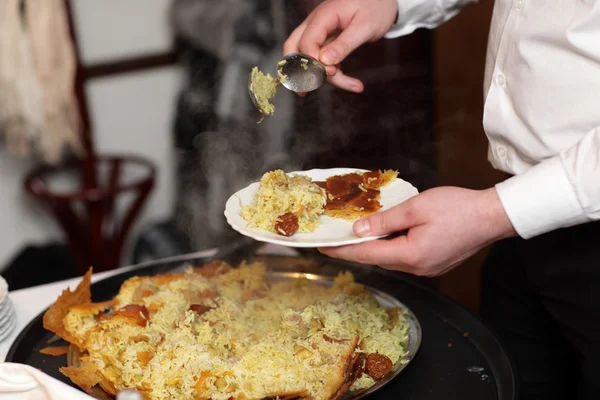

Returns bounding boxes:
[365,353,393,381]
[132,281,158,302]
[108,304,150,327]
[284,313,308,335]
[130,334,151,343]
[193,260,232,277]
[241,289,267,303]
[189,304,213,316]
[274,212,299,236]
[323,334,349,343]
[183,288,219,304]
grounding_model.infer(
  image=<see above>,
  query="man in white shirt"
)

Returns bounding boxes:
[284,1,600,399]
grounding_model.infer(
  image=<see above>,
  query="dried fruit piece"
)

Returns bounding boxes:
[137,351,154,365]
[274,213,299,236]
[365,353,393,381]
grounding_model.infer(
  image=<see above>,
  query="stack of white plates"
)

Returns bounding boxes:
[0,276,16,342]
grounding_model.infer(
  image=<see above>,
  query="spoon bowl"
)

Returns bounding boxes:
[278,53,326,93]
[247,53,327,116]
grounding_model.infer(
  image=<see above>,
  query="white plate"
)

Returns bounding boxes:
[0,299,14,327]
[0,312,14,332]
[0,313,15,343]
[224,168,419,248]
[0,308,10,325]
[0,276,7,303]
[0,297,11,314]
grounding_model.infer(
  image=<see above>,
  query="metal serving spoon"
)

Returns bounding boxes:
[248,53,326,114]
[277,52,327,93]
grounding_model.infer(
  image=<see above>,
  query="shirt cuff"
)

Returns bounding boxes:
[385,0,443,39]
[495,156,590,239]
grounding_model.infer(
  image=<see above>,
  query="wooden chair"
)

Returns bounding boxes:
[24,155,155,274]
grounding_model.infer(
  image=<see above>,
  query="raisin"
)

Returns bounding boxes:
[365,353,393,381]
[274,212,299,236]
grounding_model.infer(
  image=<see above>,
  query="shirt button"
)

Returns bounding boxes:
[496,74,506,87]
[497,145,507,158]
[515,0,524,11]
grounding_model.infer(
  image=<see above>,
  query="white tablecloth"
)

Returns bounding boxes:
[0,243,298,361]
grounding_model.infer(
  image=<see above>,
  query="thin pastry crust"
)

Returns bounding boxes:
[43,268,93,351]
[44,262,406,400]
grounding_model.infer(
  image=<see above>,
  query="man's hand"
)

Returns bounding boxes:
[319,187,517,277]
[284,0,399,93]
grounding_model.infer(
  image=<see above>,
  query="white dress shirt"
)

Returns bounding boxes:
[385,0,600,239]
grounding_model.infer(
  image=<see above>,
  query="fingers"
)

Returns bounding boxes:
[283,22,307,56]
[296,7,345,60]
[320,36,363,93]
[318,17,373,66]
[328,68,364,93]
[319,235,417,268]
[286,0,378,65]
[283,5,368,94]
[354,199,421,237]
[325,65,338,76]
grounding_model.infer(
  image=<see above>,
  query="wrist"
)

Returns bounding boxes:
[478,187,518,240]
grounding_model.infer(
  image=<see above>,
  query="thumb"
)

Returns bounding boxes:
[354,202,419,237]
[319,17,373,66]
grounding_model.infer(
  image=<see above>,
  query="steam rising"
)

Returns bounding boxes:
[171,3,438,251]
[174,80,437,252]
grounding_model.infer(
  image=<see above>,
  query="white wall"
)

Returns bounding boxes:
[0,155,63,268]
[0,0,179,270]
[86,67,181,263]
[69,0,174,65]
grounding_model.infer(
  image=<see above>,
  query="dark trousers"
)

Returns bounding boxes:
[480,221,600,400]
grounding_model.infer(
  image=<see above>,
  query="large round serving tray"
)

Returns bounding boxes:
[6,253,517,400]
[66,270,422,400]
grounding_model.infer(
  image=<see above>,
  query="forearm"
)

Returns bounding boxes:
[385,0,479,38]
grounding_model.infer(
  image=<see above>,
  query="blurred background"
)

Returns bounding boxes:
[0,0,505,313]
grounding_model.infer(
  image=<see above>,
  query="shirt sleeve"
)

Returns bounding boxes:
[385,0,478,38]
[495,126,600,239]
